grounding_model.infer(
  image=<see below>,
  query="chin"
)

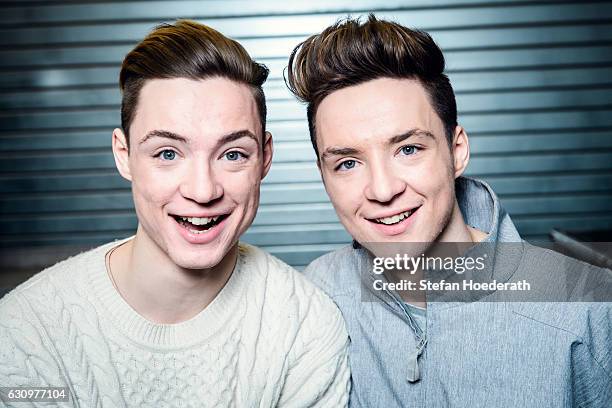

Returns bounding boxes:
[168,244,228,270]
[172,255,222,270]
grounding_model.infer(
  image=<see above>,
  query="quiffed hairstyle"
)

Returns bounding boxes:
[286,14,457,158]
[119,20,269,146]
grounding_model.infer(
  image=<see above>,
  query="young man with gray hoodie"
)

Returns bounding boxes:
[287,15,612,407]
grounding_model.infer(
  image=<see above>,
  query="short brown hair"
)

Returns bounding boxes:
[119,20,269,146]
[286,14,456,158]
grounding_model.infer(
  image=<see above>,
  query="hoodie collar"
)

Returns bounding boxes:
[360,176,525,308]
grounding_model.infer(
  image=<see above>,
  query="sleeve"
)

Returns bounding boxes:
[571,303,612,407]
[0,292,72,407]
[276,290,351,407]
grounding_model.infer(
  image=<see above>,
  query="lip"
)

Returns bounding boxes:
[172,212,230,245]
[366,205,421,237]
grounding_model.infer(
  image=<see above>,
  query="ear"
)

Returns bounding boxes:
[452,125,470,179]
[112,128,132,182]
[261,131,274,179]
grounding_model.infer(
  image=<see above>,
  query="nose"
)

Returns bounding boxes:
[180,160,223,204]
[364,160,406,204]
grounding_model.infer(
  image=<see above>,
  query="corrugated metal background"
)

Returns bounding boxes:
[1,0,611,272]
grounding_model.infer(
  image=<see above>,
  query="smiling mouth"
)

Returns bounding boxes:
[370,206,421,225]
[172,214,229,234]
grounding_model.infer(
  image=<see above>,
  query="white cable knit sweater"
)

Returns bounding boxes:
[0,240,350,407]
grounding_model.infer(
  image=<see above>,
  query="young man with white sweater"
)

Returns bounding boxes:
[0,21,349,407]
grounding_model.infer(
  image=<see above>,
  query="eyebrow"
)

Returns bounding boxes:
[320,128,435,161]
[138,129,259,147]
[216,129,259,147]
[139,130,187,145]
[321,147,362,161]
[388,128,436,145]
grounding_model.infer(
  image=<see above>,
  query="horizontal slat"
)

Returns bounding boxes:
[448,67,612,93]
[2,150,612,192]
[2,223,610,264]
[3,210,612,251]
[2,34,612,70]
[0,79,292,109]
[4,84,612,114]
[4,130,612,170]
[514,213,612,235]
[2,172,612,214]
[468,131,612,154]
[1,194,610,235]
[0,235,346,267]
[485,173,612,195]
[0,182,330,212]
[245,224,350,246]
[1,212,611,257]
[3,93,612,131]
[0,1,592,26]
[2,8,611,46]
[458,110,612,133]
[0,125,310,152]
[0,129,612,159]
[0,222,350,246]
[3,128,611,156]
[2,148,612,177]
[4,65,611,93]
[502,194,612,215]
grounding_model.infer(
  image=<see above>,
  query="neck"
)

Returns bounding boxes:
[438,200,487,243]
[395,200,487,307]
[109,225,238,324]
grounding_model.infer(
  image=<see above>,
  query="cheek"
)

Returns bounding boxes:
[130,161,179,204]
[224,167,262,207]
[325,177,361,216]
[406,152,454,195]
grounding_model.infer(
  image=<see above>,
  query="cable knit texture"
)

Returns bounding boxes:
[0,240,350,407]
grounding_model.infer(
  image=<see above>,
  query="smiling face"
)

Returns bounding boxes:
[316,77,469,253]
[112,77,272,270]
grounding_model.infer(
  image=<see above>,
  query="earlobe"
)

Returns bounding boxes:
[452,125,470,178]
[112,128,132,181]
[261,131,274,179]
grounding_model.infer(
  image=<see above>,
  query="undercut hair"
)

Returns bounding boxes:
[119,20,269,146]
[286,14,457,158]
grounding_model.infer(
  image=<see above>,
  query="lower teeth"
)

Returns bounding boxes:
[179,219,217,233]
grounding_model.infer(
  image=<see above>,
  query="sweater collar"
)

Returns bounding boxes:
[87,237,248,350]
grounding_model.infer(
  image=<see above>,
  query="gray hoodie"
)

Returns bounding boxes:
[304,176,612,407]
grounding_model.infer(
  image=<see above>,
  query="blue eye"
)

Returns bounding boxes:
[225,151,245,161]
[337,160,356,171]
[159,150,176,161]
[400,145,418,156]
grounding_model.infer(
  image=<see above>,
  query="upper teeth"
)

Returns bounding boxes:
[376,210,412,225]
[181,216,219,225]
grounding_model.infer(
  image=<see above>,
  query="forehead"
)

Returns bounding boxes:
[131,77,260,142]
[315,77,444,147]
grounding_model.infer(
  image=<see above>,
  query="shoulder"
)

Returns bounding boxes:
[239,242,337,306]
[302,244,364,299]
[0,240,118,319]
[238,242,347,332]
[514,241,612,316]
[519,241,612,301]
[0,242,113,386]
[511,242,612,377]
